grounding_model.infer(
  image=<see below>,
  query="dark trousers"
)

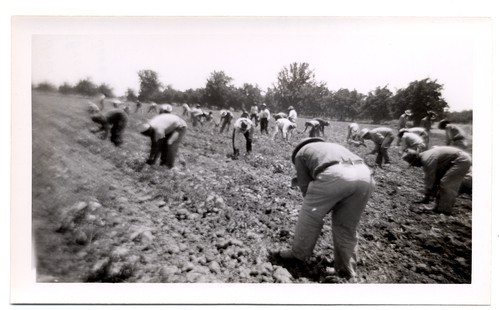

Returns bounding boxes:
[260,118,269,134]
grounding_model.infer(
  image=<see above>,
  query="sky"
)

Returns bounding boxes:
[30,17,490,112]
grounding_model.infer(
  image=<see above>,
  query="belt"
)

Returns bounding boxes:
[313,159,364,178]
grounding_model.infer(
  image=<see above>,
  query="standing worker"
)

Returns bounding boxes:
[421,110,437,132]
[232,114,254,158]
[360,127,395,168]
[438,119,468,150]
[288,106,298,123]
[258,103,271,135]
[250,104,259,127]
[398,109,412,130]
[402,146,472,215]
[139,113,187,168]
[278,138,375,280]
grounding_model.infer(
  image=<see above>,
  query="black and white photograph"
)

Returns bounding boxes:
[6,2,496,307]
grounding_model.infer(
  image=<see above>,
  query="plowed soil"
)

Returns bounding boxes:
[32,92,472,284]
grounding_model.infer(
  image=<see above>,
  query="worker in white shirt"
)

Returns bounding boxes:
[272,118,297,142]
[258,103,271,134]
[219,109,234,134]
[398,132,426,154]
[232,113,255,157]
[303,119,321,137]
[139,113,187,168]
[360,127,395,168]
[288,106,298,123]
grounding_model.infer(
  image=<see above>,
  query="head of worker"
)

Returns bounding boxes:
[404,109,413,116]
[291,137,325,164]
[288,106,294,111]
[438,119,450,130]
[360,128,370,140]
[159,104,173,114]
[402,149,422,167]
[398,128,409,138]
[139,123,153,137]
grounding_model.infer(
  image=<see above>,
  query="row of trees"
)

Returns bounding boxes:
[33,79,116,98]
[33,62,472,124]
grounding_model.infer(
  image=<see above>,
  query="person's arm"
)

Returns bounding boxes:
[422,156,438,198]
[445,127,452,145]
[295,157,313,197]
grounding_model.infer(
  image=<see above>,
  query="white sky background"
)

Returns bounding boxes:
[31,17,483,112]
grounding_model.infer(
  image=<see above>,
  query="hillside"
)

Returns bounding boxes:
[32,92,472,284]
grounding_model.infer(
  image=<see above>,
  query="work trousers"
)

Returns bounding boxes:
[260,118,269,134]
[375,134,394,166]
[232,129,253,156]
[436,151,471,213]
[149,127,186,168]
[291,163,375,278]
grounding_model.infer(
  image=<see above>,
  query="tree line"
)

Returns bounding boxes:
[32,62,472,124]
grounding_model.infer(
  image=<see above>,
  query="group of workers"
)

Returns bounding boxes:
[86,98,472,282]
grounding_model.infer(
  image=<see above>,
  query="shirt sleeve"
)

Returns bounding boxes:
[423,156,438,196]
[295,156,313,197]
[445,127,452,145]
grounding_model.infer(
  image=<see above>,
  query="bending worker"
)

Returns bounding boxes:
[90,108,128,147]
[279,138,375,280]
[139,113,187,168]
[402,146,471,215]
[232,113,254,157]
[360,127,395,168]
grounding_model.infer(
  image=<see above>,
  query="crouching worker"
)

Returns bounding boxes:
[402,146,472,215]
[139,114,187,168]
[90,109,128,147]
[398,131,426,154]
[232,114,254,157]
[279,138,375,280]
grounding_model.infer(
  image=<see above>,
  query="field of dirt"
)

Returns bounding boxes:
[32,91,473,284]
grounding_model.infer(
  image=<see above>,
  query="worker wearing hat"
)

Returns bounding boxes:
[258,103,271,134]
[90,108,128,147]
[402,146,471,215]
[190,104,204,127]
[219,109,234,134]
[421,110,437,132]
[139,113,187,168]
[398,109,413,130]
[159,104,173,114]
[438,119,468,150]
[360,127,395,168]
[288,106,297,123]
[232,114,254,157]
[279,138,375,280]
[396,127,429,149]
